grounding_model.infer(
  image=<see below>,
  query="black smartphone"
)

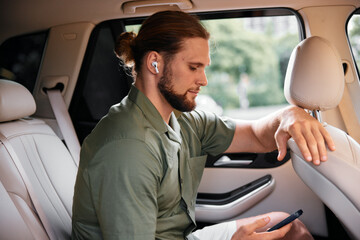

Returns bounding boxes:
[267,209,303,232]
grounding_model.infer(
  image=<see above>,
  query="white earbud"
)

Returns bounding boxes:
[152,61,159,74]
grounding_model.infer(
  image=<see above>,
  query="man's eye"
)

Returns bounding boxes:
[189,66,197,71]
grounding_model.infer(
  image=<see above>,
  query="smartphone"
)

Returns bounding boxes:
[267,209,303,232]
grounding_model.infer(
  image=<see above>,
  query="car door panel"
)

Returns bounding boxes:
[196,174,275,221]
[196,160,328,237]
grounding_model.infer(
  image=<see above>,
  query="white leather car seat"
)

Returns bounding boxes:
[0,178,48,239]
[285,36,360,239]
[0,79,78,239]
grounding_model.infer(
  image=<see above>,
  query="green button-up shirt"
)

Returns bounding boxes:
[72,86,235,240]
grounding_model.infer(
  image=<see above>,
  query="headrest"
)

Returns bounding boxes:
[0,79,36,122]
[284,36,344,111]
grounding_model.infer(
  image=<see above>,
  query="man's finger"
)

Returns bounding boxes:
[275,130,289,161]
[320,126,336,151]
[291,133,312,162]
[286,120,313,162]
[302,129,321,165]
[241,217,270,235]
[258,223,292,240]
[312,128,327,162]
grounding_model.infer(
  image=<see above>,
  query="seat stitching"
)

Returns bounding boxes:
[30,134,72,222]
[20,135,71,229]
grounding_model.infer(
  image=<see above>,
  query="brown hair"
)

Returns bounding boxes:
[114,11,210,74]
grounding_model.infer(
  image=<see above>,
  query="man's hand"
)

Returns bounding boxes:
[275,106,336,165]
[231,217,291,240]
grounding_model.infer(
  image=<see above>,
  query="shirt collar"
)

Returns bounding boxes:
[128,85,181,144]
[167,112,182,144]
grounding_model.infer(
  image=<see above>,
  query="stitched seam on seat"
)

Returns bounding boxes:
[5,132,55,141]
[7,191,42,238]
[8,191,36,217]
[8,190,33,205]
[20,135,70,230]
[345,135,357,166]
[30,134,72,224]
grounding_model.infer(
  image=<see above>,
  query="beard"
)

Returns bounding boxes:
[158,64,196,112]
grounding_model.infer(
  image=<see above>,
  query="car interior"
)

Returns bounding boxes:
[0,0,360,239]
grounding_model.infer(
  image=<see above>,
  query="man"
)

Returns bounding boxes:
[72,11,335,240]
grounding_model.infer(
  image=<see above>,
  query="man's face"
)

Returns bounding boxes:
[158,37,210,112]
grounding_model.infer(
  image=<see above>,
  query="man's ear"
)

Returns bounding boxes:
[146,51,162,75]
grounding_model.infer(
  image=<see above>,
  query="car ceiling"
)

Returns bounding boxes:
[0,0,359,44]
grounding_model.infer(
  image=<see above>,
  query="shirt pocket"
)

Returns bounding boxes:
[187,155,207,196]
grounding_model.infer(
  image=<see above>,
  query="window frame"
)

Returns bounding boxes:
[70,7,305,142]
[346,8,360,82]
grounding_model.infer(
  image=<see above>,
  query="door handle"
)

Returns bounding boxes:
[213,155,253,167]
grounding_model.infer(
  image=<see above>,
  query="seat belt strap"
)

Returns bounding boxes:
[47,89,80,166]
[0,133,56,240]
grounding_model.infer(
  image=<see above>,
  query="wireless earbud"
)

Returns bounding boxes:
[152,61,159,74]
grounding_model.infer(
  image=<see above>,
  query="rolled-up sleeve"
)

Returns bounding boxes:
[181,110,236,156]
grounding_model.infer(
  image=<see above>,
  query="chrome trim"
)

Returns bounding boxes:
[213,155,253,167]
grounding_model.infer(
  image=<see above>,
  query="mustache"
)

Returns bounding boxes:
[188,88,201,92]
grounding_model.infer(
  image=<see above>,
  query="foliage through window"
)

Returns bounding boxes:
[201,16,299,119]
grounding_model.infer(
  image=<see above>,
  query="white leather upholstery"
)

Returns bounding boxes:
[0,79,77,239]
[0,179,48,240]
[284,36,344,111]
[289,125,360,238]
[285,37,360,239]
[0,79,36,122]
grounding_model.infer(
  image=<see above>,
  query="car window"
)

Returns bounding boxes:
[126,10,301,119]
[75,9,302,142]
[0,32,47,92]
[200,14,300,119]
[74,24,132,121]
[70,21,134,142]
[127,10,301,120]
[348,9,360,78]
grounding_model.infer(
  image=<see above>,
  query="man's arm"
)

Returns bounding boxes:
[225,106,335,165]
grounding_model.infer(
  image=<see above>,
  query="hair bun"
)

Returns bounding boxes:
[114,31,137,66]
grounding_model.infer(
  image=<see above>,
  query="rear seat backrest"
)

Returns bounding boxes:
[0,79,78,239]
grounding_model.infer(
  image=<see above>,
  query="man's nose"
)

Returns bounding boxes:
[198,71,208,86]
